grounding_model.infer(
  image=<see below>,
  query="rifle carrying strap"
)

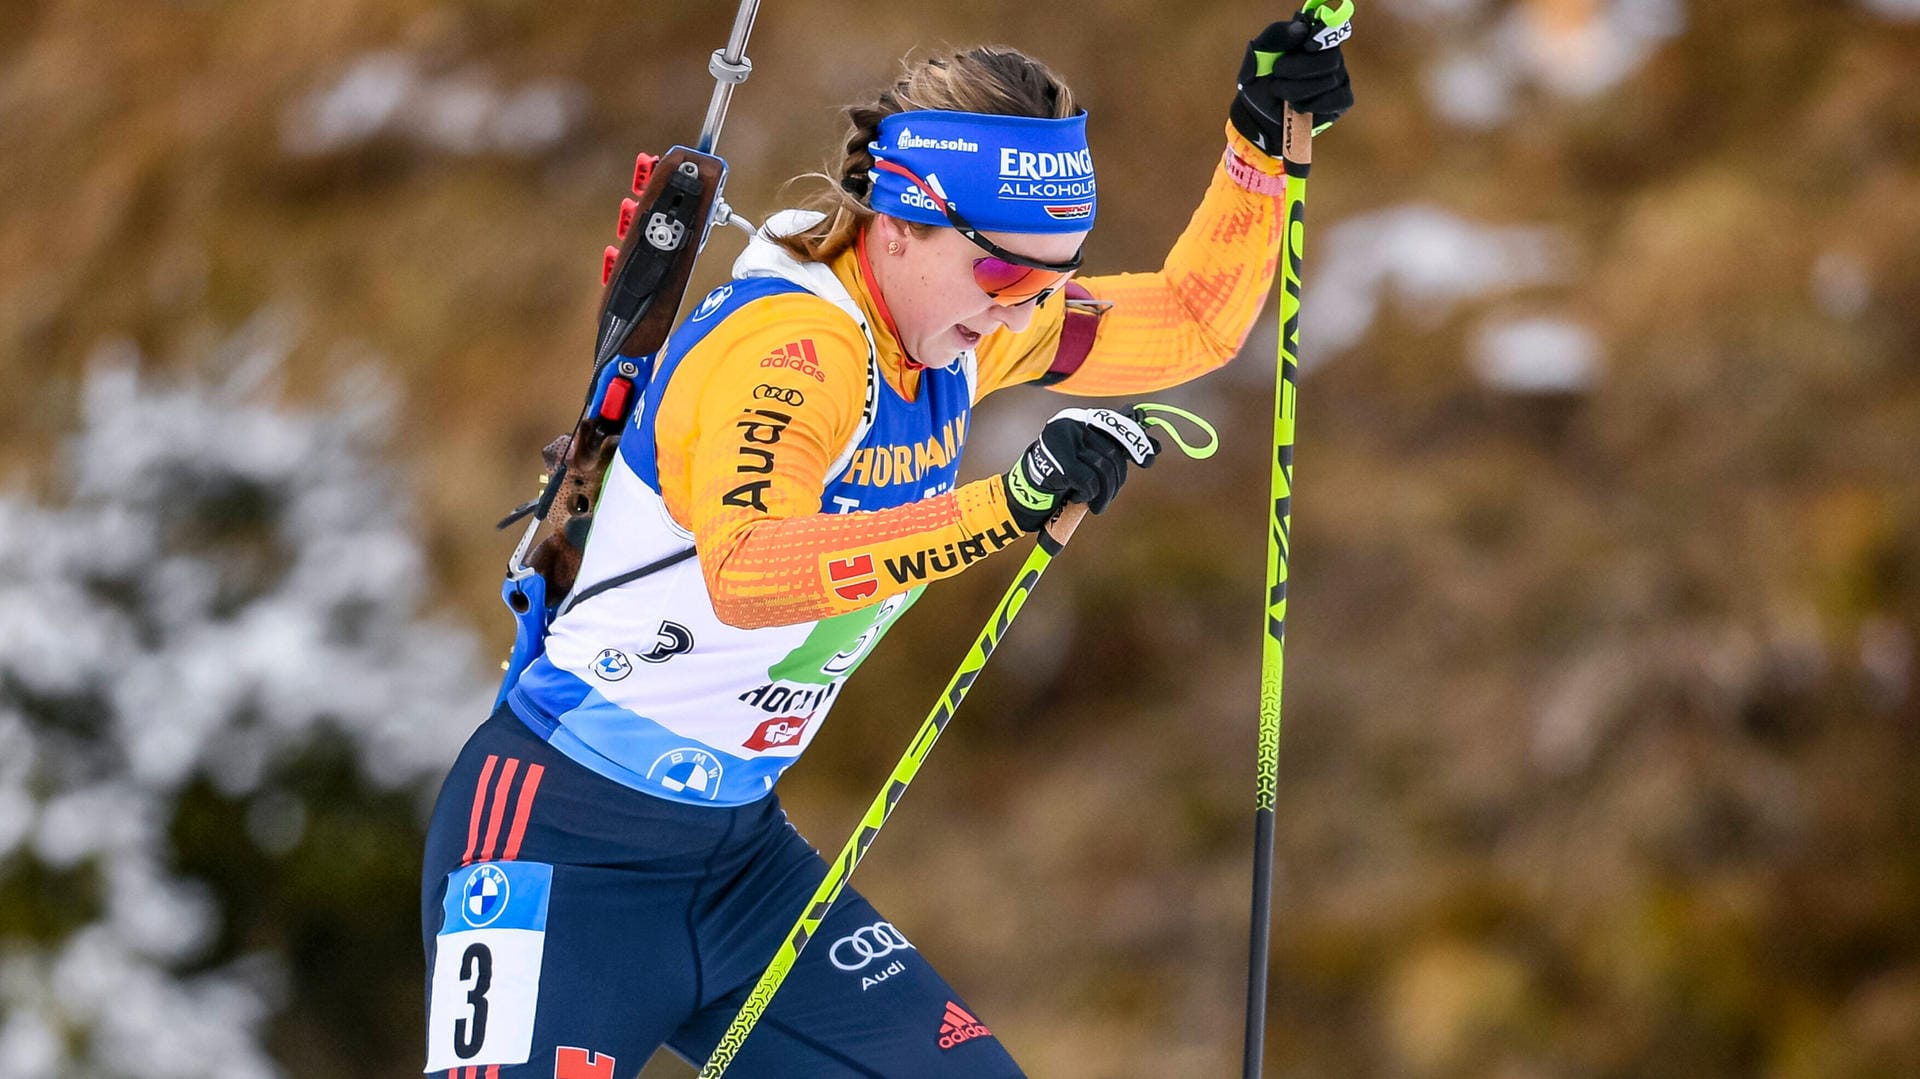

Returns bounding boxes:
[557,545,698,618]
[1036,281,1109,387]
[560,279,1088,617]
[550,234,889,626]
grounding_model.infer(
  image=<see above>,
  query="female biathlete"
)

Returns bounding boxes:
[423,21,1352,1079]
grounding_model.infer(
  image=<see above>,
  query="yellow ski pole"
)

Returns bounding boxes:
[701,406,1218,1078]
[1245,1,1351,1072]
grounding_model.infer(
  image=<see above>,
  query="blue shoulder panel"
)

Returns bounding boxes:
[623,278,811,490]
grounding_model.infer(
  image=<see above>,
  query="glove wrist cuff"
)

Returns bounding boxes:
[1224,147,1289,196]
[1002,467,1057,533]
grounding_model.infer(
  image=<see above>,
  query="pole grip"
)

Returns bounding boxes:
[1281,103,1312,171]
[1043,502,1089,549]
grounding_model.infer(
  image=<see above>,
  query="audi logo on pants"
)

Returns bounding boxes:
[828,921,915,971]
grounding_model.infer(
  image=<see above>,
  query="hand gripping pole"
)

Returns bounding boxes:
[1243,79,1319,1079]
[698,407,1218,1078]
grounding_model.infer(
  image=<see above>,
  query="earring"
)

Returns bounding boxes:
[887,240,902,256]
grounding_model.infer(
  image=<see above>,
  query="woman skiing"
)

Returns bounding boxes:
[423,21,1352,1079]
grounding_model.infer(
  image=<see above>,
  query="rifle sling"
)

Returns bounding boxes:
[558,546,698,617]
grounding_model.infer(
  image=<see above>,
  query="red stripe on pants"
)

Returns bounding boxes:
[460,755,499,866]
[478,757,522,862]
[501,763,545,861]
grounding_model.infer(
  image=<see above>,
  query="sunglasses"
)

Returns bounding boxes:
[873,159,1083,307]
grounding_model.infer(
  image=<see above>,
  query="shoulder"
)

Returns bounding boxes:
[693,289,869,370]
[670,289,871,427]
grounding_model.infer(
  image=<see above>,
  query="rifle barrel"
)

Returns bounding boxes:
[697,0,762,154]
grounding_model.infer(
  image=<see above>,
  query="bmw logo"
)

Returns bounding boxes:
[462,864,510,927]
[593,648,633,681]
[647,748,722,799]
[692,285,733,322]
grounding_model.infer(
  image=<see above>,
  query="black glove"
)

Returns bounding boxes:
[1229,4,1355,153]
[1003,408,1160,532]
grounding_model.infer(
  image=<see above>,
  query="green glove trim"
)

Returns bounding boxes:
[1005,463,1057,513]
[1252,0,1355,77]
[1302,0,1355,31]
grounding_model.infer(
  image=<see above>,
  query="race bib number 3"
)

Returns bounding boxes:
[425,861,554,1072]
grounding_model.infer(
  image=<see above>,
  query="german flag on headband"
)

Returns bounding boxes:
[869,109,1097,235]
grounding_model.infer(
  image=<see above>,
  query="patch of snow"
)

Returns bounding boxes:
[1426,51,1516,129]
[1382,0,1490,21]
[1471,315,1603,393]
[1810,251,1871,320]
[1408,0,1688,126]
[1859,614,1912,710]
[32,786,156,868]
[1861,0,1920,19]
[492,81,588,154]
[0,322,492,1074]
[281,52,417,157]
[50,929,282,1079]
[1511,0,1685,99]
[282,51,587,158]
[0,1007,62,1079]
[1305,205,1574,360]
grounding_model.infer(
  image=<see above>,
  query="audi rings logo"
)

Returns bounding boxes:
[753,384,805,407]
[829,921,915,971]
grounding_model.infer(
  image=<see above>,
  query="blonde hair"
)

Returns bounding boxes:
[772,46,1079,263]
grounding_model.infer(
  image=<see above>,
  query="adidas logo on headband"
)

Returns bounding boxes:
[873,109,1097,234]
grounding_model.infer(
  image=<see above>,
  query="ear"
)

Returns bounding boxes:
[870,213,912,249]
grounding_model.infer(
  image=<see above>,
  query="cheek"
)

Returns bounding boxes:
[902,257,982,331]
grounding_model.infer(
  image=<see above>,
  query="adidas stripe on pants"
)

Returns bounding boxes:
[421,704,1027,1078]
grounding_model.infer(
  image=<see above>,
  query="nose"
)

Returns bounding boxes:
[988,300,1037,335]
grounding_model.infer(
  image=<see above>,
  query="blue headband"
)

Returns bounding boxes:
[870,109,1096,235]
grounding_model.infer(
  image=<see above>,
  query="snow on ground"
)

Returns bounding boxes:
[1860,0,1920,18]
[1401,0,1688,128]
[1470,315,1602,393]
[281,50,587,157]
[0,320,491,1076]
[1303,204,1575,362]
[1810,251,1873,321]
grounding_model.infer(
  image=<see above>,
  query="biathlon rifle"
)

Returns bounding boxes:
[492,1,763,705]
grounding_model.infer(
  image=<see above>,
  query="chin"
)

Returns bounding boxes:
[904,328,970,368]
[913,337,963,368]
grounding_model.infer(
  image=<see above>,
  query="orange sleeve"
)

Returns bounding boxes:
[657,293,1025,630]
[972,124,1287,399]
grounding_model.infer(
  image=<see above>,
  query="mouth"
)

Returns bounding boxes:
[955,325,982,346]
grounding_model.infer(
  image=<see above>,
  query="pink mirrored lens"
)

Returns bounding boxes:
[973,257,1073,306]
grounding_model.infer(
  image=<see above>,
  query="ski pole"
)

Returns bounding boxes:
[699,406,1218,1079]
[1244,0,1347,1067]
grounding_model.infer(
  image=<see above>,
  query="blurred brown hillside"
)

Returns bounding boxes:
[4,0,1920,1076]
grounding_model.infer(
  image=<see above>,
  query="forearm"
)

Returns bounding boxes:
[1048,125,1286,396]
[699,478,1024,629]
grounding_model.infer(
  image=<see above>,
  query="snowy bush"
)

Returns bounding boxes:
[0,326,491,1077]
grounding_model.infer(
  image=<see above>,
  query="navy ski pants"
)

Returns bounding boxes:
[421,704,1025,1079]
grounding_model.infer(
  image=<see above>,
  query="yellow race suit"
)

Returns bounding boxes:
[504,127,1287,805]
